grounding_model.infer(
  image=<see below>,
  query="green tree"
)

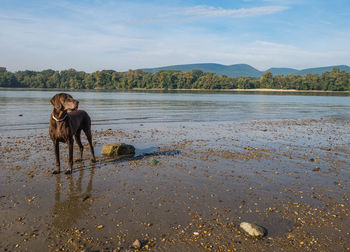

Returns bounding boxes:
[260,72,273,88]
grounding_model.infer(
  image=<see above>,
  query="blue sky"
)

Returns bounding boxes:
[0,0,349,72]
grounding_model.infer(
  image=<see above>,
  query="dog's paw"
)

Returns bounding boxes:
[65,170,72,175]
[52,170,60,175]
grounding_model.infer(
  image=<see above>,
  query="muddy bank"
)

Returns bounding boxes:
[0,119,349,251]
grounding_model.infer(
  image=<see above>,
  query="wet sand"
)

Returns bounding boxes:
[0,119,349,251]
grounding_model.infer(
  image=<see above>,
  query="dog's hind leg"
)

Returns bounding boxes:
[74,129,84,162]
[83,128,96,162]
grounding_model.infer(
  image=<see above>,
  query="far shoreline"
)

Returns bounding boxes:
[133,88,350,93]
[1,87,350,93]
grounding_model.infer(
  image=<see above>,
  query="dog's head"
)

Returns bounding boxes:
[50,93,79,112]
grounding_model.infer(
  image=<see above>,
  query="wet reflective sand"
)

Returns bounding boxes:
[0,119,349,251]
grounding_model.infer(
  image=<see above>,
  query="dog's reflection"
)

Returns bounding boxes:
[51,166,95,230]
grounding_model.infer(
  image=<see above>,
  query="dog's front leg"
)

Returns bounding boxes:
[66,138,74,174]
[53,141,60,174]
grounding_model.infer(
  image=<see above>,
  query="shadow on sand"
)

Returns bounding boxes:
[70,148,181,174]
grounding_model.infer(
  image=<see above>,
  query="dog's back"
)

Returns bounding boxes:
[68,110,91,133]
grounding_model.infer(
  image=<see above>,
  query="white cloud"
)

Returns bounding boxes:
[0,1,348,72]
[183,5,288,18]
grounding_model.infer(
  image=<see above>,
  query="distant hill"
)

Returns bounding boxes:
[141,63,350,77]
[297,65,350,75]
[264,67,298,75]
[142,63,261,77]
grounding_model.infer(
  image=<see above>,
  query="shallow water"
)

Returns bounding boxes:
[1,89,350,135]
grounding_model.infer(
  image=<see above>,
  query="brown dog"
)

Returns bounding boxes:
[49,93,96,174]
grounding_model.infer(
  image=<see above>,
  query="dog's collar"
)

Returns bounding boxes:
[52,113,68,122]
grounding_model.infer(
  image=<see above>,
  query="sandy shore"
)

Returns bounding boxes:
[132,88,350,93]
[0,119,349,251]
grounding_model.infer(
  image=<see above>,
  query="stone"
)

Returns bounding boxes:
[239,222,266,237]
[312,167,320,172]
[131,239,141,249]
[101,143,135,156]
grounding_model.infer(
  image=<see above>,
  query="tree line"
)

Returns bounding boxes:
[0,67,350,91]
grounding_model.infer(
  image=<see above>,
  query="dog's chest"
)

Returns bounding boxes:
[50,120,72,142]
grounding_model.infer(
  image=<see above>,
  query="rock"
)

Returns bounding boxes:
[101,143,135,156]
[239,222,266,237]
[131,239,141,249]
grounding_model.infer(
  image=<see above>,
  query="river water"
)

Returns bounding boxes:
[0,89,350,134]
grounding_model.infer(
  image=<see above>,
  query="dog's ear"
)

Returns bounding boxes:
[50,94,63,111]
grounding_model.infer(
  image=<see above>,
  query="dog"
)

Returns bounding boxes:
[49,93,96,174]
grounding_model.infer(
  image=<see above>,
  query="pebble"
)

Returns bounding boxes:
[239,222,266,237]
[132,239,141,249]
